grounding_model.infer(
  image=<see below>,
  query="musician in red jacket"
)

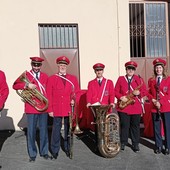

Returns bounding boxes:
[0,70,9,111]
[115,61,147,152]
[148,58,170,155]
[86,63,115,107]
[13,57,50,162]
[86,63,115,147]
[46,56,79,159]
[0,70,9,169]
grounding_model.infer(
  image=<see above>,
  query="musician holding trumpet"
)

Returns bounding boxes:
[148,58,170,155]
[115,61,147,152]
[13,57,50,162]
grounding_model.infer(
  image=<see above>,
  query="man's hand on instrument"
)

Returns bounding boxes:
[120,96,128,102]
[70,99,75,106]
[27,83,37,89]
[110,103,115,108]
[49,112,54,117]
[86,103,91,108]
[152,99,161,109]
[133,90,140,96]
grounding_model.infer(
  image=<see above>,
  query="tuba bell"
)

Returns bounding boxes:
[90,105,120,158]
[16,71,48,112]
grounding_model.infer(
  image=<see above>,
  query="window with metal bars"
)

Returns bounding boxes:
[129,2,167,58]
[38,24,78,49]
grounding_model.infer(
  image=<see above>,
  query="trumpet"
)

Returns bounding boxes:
[16,71,48,112]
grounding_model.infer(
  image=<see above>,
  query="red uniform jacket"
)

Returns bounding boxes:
[86,78,115,105]
[115,75,146,115]
[46,73,79,117]
[0,70,9,109]
[148,76,170,113]
[13,70,48,114]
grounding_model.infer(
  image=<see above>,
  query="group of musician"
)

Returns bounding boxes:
[1,56,170,164]
[87,58,170,156]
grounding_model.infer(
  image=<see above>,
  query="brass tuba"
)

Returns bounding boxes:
[90,105,120,158]
[16,71,48,112]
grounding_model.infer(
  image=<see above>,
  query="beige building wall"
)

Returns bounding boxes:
[0,0,130,130]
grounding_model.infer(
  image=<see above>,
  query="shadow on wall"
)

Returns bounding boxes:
[0,109,15,130]
[0,109,15,151]
[17,113,27,131]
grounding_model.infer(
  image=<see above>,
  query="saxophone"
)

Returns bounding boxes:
[90,105,120,158]
[119,83,143,109]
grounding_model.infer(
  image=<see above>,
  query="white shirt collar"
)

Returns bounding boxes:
[97,77,103,81]
[59,72,66,76]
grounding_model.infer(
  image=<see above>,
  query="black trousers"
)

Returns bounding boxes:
[152,112,170,149]
[118,111,141,146]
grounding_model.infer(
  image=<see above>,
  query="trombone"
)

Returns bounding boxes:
[68,92,83,159]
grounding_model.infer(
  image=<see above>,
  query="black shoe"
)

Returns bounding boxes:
[0,165,2,168]
[164,148,170,155]
[42,154,52,160]
[121,144,125,150]
[29,157,36,162]
[132,145,140,152]
[65,151,70,157]
[155,147,162,154]
[52,153,58,159]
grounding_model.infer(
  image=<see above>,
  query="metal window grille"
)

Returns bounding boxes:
[38,24,78,49]
[129,2,167,58]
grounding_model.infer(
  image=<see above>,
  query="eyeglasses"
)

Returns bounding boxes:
[31,63,42,67]
[58,64,67,67]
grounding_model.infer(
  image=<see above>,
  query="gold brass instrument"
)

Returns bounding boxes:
[69,104,74,159]
[16,71,48,112]
[73,105,83,135]
[119,83,143,109]
[68,91,83,159]
[90,105,120,158]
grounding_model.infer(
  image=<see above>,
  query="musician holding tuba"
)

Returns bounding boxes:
[13,57,51,162]
[86,63,118,157]
[46,56,80,159]
[115,61,147,152]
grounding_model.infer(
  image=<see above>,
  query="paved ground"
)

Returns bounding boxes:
[0,129,170,170]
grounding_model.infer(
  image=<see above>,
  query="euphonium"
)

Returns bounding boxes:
[90,105,120,158]
[16,71,48,112]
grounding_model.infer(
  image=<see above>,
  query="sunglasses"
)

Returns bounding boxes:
[31,63,42,67]
[126,66,136,70]
[95,69,103,71]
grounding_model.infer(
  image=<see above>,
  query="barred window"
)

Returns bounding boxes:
[129,2,167,58]
[38,24,78,49]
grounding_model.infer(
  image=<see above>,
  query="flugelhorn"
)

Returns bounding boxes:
[16,71,48,112]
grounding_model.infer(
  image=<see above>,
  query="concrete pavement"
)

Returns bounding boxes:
[0,130,170,170]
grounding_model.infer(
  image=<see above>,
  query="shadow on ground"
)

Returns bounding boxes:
[0,130,15,151]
